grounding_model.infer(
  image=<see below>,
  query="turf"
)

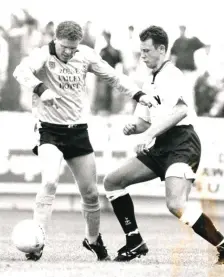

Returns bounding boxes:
[0,210,223,277]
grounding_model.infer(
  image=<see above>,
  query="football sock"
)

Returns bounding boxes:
[192,213,224,246]
[33,194,55,233]
[81,200,100,244]
[110,193,139,235]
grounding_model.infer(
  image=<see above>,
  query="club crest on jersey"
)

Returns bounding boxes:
[49,61,55,69]
[82,63,88,71]
[153,95,161,105]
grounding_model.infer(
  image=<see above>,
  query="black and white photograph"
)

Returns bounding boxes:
[0,0,224,276]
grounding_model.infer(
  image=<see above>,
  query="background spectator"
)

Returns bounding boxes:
[92,31,123,115]
[41,21,55,45]
[170,25,205,110]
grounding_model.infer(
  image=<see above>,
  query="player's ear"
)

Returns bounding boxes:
[159,44,166,54]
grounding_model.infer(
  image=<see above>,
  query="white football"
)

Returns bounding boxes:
[12,219,45,253]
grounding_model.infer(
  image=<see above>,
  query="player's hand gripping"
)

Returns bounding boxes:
[40,89,61,109]
[135,135,154,156]
[123,124,136,136]
[139,94,158,108]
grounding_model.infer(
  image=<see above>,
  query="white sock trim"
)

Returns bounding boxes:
[35,195,55,205]
[81,201,100,212]
[217,238,224,247]
[105,189,128,201]
[127,229,139,236]
[180,203,202,227]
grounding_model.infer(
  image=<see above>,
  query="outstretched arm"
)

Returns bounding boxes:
[145,98,188,139]
[87,47,151,104]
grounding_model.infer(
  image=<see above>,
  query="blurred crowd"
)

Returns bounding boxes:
[1,10,224,117]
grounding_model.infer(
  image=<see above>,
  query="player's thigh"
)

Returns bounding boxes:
[104,156,157,191]
[66,152,97,196]
[38,143,63,184]
[165,161,196,200]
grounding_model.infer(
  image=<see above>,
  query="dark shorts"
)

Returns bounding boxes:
[137,125,201,181]
[33,122,94,160]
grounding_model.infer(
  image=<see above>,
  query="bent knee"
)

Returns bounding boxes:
[42,181,58,195]
[104,173,128,191]
[103,174,115,191]
[81,187,99,204]
[166,199,186,217]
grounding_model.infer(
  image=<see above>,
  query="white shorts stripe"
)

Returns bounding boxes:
[165,162,196,179]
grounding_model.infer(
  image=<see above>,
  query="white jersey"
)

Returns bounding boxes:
[134,61,197,126]
[13,41,140,124]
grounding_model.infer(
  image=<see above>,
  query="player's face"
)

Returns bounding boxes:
[140,39,163,70]
[55,39,80,62]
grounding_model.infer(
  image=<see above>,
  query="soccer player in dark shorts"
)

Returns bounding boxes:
[13,21,151,261]
[103,26,224,264]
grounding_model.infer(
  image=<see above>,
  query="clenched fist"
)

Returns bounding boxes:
[123,124,136,135]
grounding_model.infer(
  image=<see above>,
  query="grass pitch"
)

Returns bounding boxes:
[0,210,223,277]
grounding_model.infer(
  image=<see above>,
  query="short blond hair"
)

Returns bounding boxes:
[56,21,83,41]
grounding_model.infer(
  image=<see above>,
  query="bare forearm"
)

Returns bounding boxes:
[134,117,151,134]
[145,104,188,138]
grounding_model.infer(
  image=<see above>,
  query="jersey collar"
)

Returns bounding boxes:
[49,40,62,61]
[151,60,170,84]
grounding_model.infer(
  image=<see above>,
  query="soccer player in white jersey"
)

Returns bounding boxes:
[104,26,224,264]
[13,21,151,261]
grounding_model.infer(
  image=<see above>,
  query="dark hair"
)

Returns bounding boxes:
[46,21,54,28]
[102,31,111,40]
[139,25,169,52]
[56,21,83,41]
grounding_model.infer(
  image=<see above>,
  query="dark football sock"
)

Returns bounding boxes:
[110,194,139,235]
[192,213,224,246]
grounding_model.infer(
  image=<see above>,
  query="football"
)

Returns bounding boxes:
[12,219,45,253]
